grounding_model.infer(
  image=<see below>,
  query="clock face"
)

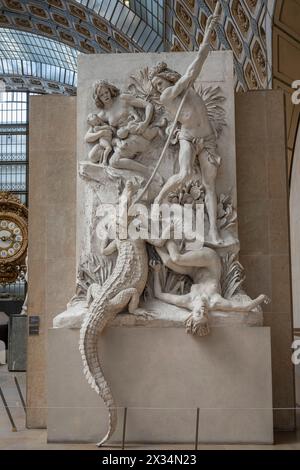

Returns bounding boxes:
[0,193,28,284]
[0,216,26,262]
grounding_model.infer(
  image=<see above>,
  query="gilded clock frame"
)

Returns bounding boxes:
[0,192,28,284]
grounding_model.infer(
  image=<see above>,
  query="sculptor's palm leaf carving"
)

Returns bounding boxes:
[128,67,153,100]
[128,67,163,112]
[128,68,171,115]
[221,253,246,299]
[76,254,115,295]
[145,244,192,300]
[195,85,226,138]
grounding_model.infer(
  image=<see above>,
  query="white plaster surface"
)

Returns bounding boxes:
[77,51,237,263]
[47,326,273,444]
[53,299,263,329]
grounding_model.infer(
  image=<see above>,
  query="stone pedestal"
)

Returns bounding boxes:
[47,326,273,444]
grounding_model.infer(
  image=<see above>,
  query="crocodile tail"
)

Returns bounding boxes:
[79,304,117,446]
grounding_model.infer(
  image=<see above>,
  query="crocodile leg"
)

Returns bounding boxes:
[123,288,157,320]
[109,287,140,312]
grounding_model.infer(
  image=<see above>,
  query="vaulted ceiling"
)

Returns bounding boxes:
[165,0,273,91]
[0,0,164,53]
[0,0,299,172]
[0,0,164,93]
[0,0,274,94]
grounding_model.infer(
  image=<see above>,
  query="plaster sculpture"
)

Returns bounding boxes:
[149,55,221,245]
[150,253,269,337]
[79,181,149,446]
[85,113,113,165]
[53,2,269,447]
[86,78,164,181]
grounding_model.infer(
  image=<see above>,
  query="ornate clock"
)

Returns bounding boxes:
[0,192,28,284]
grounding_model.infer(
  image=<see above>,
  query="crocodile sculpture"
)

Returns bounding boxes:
[79,182,148,446]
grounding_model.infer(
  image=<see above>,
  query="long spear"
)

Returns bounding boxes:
[135,1,221,204]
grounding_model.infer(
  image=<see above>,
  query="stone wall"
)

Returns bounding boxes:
[236,90,295,430]
[27,96,77,428]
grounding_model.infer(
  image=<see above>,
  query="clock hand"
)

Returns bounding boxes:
[0,235,16,242]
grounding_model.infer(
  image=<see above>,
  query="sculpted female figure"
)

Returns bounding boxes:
[93,80,161,179]
[149,11,222,244]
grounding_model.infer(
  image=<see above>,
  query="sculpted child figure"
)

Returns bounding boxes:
[117,113,166,141]
[85,113,113,165]
[149,10,222,244]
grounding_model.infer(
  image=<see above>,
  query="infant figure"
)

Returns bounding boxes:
[85,113,114,165]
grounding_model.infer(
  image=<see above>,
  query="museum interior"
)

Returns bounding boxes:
[0,0,300,451]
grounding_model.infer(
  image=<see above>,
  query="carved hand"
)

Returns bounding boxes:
[134,122,147,135]
[202,3,221,46]
[149,259,162,273]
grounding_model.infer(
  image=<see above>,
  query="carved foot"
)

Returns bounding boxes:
[185,313,210,337]
[87,283,101,306]
[249,294,271,311]
[132,307,157,320]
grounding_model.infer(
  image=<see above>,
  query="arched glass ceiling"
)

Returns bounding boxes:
[76,0,164,37]
[0,0,164,92]
[126,1,164,36]
[77,0,164,51]
[0,0,163,54]
[0,28,78,87]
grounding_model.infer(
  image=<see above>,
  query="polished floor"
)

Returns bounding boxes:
[1,365,300,451]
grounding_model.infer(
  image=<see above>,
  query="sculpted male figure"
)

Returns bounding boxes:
[150,10,222,244]
[150,247,269,337]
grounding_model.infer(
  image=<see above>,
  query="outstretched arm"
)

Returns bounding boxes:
[161,4,220,101]
[121,94,153,132]
[162,45,210,101]
[85,127,112,143]
[151,262,192,309]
